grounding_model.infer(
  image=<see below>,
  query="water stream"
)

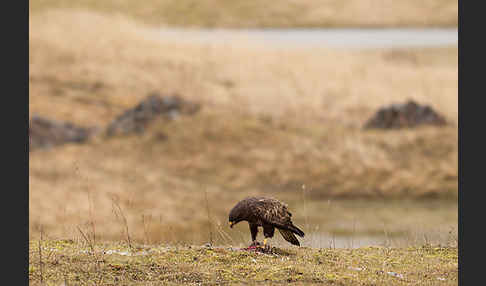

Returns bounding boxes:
[159,28,458,49]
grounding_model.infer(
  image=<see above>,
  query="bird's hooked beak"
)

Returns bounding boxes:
[229,221,235,228]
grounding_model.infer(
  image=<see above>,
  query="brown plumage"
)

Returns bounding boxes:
[228,196,305,247]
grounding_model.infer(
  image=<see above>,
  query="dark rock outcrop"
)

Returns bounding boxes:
[29,115,95,150]
[364,100,447,129]
[106,93,200,136]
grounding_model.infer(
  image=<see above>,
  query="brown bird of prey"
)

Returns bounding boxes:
[229,196,305,248]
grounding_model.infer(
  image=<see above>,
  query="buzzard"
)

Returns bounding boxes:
[228,196,305,248]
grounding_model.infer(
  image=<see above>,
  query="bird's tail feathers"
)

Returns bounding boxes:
[289,224,305,237]
[278,229,300,246]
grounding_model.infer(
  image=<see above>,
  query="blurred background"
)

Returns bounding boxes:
[29,1,458,248]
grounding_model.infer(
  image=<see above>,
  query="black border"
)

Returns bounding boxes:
[458,1,465,284]
[459,0,477,285]
[7,0,29,284]
[457,0,461,283]
[24,1,30,284]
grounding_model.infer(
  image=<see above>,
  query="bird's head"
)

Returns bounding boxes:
[228,203,245,228]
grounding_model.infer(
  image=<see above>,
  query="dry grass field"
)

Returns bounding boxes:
[29,240,457,285]
[29,10,457,245]
[29,0,457,28]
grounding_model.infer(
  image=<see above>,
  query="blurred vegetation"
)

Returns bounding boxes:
[29,11,457,244]
[29,0,458,28]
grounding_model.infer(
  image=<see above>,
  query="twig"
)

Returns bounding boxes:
[39,225,44,285]
[77,226,105,286]
[75,163,97,245]
[423,233,429,246]
[77,225,94,254]
[142,214,152,245]
[302,184,309,231]
[204,189,213,245]
[87,190,96,246]
[96,248,105,286]
[111,197,132,249]
[351,218,356,249]
[383,222,390,247]
[329,233,336,249]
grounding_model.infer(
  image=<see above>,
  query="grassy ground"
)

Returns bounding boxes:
[29,10,458,242]
[29,239,458,285]
[29,0,457,28]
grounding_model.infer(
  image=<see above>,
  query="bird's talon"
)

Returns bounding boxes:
[250,241,261,247]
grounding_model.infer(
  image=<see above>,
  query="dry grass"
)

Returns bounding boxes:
[29,240,458,285]
[29,11,457,243]
[29,0,458,28]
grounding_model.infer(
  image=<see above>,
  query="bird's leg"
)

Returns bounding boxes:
[263,238,271,252]
[262,225,274,252]
[249,223,259,247]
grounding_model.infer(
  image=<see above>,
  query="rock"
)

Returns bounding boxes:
[106,92,200,137]
[364,100,447,129]
[29,115,96,151]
